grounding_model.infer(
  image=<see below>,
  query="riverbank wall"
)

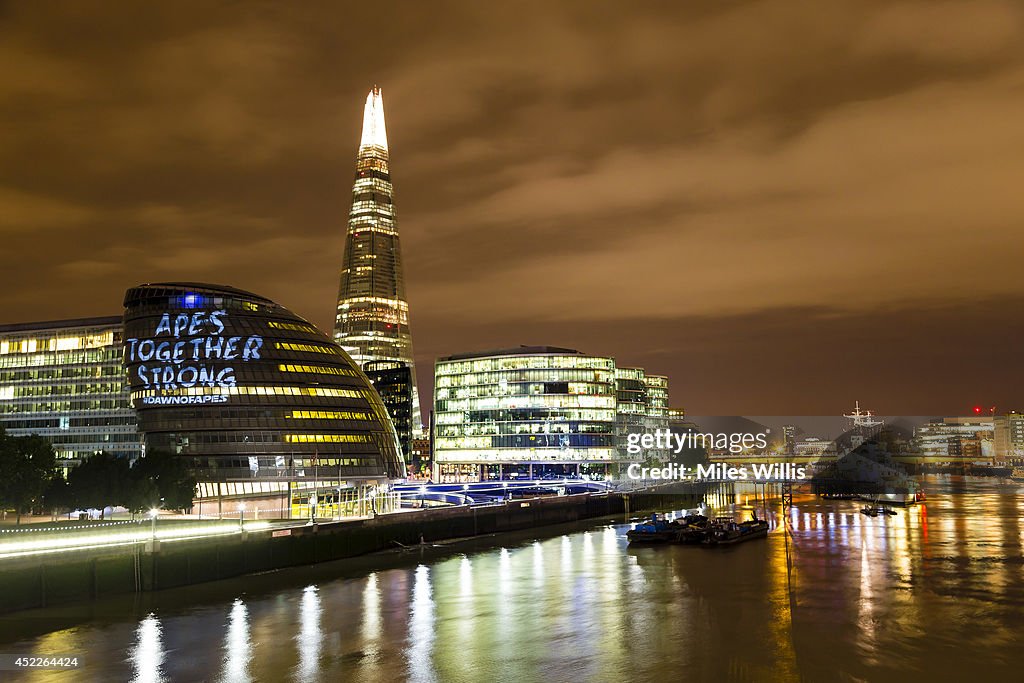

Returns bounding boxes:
[0,487,699,614]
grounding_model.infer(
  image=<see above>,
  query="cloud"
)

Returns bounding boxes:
[0,187,95,233]
[855,1,1023,63]
[1,0,1023,412]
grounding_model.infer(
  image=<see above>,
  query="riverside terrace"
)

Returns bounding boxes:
[0,480,615,560]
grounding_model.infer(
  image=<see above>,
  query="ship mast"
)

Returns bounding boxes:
[844,400,884,431]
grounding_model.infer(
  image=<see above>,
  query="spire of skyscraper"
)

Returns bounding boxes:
[359,86,388,150]
[334,87,422,452]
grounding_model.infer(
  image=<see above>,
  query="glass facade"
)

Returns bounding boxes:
[364,360,413,467]
[434,347,619,481]
[0,317,142,465]
[123,283,405,515]
[333,87,422,434]
[615,368,671,462]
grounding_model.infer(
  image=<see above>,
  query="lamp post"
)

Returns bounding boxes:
[148,508,159,540]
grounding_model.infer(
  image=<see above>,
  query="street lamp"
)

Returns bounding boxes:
[148,508,159,540]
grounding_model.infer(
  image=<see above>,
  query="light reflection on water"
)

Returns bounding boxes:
[221,598,251,683]
[129,613,164,683]
[5,478,1024,682]
[407,565,435,683]
[294,586,320,682]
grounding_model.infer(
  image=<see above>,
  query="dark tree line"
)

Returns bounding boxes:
[0,431,55,524]
[0,429,196,523]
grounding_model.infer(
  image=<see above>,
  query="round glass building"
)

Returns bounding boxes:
[122,283,404,518]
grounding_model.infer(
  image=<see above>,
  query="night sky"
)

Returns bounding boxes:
[2,1,1023,415]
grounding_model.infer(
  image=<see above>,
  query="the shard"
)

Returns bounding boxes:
[334,87,422,440]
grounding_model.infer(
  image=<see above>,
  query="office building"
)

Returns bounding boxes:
[408,436,432,478]
[994,412,1024,464]
[364,360,413,462]
[432,347,672,482]
[123,282,404,518]
[0,317,142,466]
[434,347,618,482]
[915,417,995,461]
[333,87,422,434]
[615,367,670,462]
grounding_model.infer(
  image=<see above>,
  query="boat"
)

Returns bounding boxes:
[672,515,711,544]
[626,514,678,544]
[702,515,769,546]
[626,513,708,544]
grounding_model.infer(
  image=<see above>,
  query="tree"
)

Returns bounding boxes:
[0,431,58,524]
[66,451,131,519]
[41,472,72,518]
[130,449,197,513]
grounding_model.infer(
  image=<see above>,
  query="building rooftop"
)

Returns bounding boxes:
[439,346,585,362]
[0,316,123,334]
[123,282,275,307]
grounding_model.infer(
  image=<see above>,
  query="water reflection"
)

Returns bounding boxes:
[294,586,321,682]
[129,613,165,683]
[8,479,1024,681]
[361,572,381,648]
[221,598,251,683]
[407,565,436,683]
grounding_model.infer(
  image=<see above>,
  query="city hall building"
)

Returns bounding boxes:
[0,317,143,467]
[433,346,670,482]
[122,282,405,518]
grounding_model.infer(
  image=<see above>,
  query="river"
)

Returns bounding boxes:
[2,477,1022,682]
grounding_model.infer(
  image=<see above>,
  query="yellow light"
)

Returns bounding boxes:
[0,521,272,559]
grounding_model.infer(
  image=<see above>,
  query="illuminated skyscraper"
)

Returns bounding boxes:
[334,87,421,435]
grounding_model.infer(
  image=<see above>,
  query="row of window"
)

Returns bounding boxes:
[435,434,616,449]
[131,385,369,399]
[435,408,618,424]
[0,332,116,355]
[436,395,617,412]
[435,422,614,437]
[266,321,321,334]
[0,350,121,369]
[436,381,612,400]
[287,410,372,420]
[0,366,124,381]
[2,384,127,397]
[273,342,341,355]
[278,364,357,377]
[436,356,614,376]
[434,448,617,463]
[284,434,372,443]
[436,369,615,387]
[149,431,382,448]
[0,416,137,429]
[1,401,130,413]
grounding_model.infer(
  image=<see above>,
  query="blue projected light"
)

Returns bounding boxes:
[181,293,202,309]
